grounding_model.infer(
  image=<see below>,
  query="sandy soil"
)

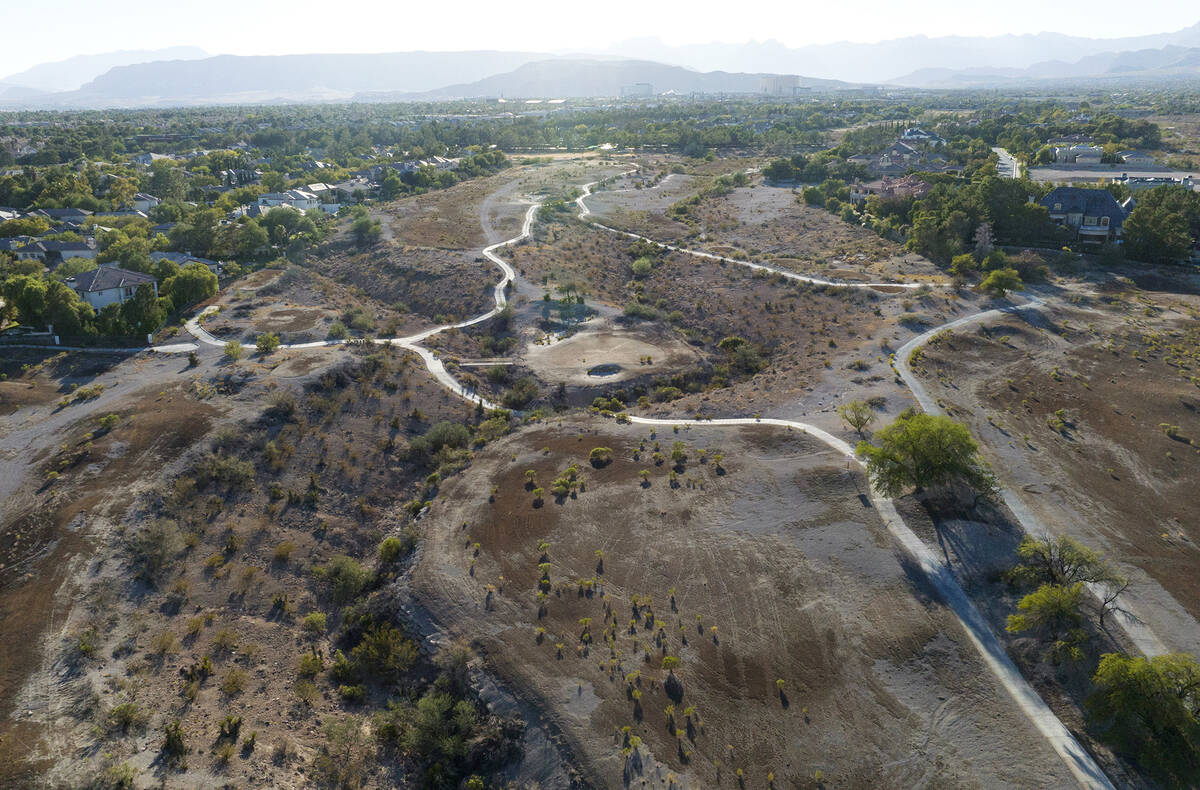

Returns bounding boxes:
[411,419,1077,789]
[523,319,704,386]
[910,282,1200,658]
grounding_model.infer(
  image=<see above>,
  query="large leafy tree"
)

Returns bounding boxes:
[856,412,997,501]
[1088,652,1200,787]
[161,263,218,311]
[1124,204,1194,264]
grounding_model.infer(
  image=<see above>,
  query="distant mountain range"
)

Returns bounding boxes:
[0,47,207,93]
[1,20,1200,110]
[892,45,1200,88]
[360,59,847,101]
[604,22,1200,83]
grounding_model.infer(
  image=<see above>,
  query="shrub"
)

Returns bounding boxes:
[297,651,325,677]
[97,413,120,432]
[501,377,539,409]
[314,555,371,604]
[328,321,349,340]
[349,624,418,683]
[224,340,243,361]
[424,421,470,451]
[107,702,144,733]
[836,400,875,435]
[301,612,327,637]
[378,535,412,564]
[256,332,281,354]
[127,519,183,585]
[589,447,613,467]
[273,541,295,563]
[161,721,186,764]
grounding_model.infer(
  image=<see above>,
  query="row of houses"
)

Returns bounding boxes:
[1049,142,1156,166]
[847,140,962,177]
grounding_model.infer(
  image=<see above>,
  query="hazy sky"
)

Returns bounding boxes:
[2,0,1199,77]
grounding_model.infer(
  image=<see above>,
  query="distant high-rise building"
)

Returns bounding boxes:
[760,75,805,96]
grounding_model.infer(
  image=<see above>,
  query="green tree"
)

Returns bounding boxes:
[161,263,218,311]
[1087,652,1200,787]
[1123,204,1193,264]
[351,215,382,247]
[1005,582,1085,638]
[837,400,876,436]
[979,267,1023,297]
[119,283,166,333]
[2,273,47,325]
[856,412,997,501]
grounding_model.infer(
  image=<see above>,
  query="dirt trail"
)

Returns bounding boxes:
[64,164,1120,787]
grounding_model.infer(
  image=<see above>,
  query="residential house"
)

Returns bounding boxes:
[34,207,93,224]
[1118,151,1156,165]
[850,175,931,203]
[16,238,98,265]
[1112,174,1197,191]
[66,263,157,310]
[132,152,170,166]
[900,127,946,146]
[0,236,36,255]
[1053,144,1104,164]
[131,193,161,212]
[1047,135,1094,147]
[1039,186,1129,243]
[257,189,320,212]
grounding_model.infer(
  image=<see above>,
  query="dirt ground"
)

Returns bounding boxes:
[522,319,705,386]
[911,279,1200,657]
[585,171,944,284]
[508,215,983,426]
[412,419,1077,789]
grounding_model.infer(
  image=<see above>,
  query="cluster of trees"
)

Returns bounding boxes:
[1,256,216,338]
[1123,185,1200,264]
[764,152,865,185]
[1003,535,1200,787]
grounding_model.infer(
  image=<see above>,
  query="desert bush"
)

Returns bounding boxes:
[501,377,539,409]
[256,332,281,354]
[298,651,325,677]
[224,340,243,361]
[302,612,327,637]
[161,721,186,764]
[425,421,471,451]
[313,555,371,604]
[273,541,295,563]
[837,400,875,435]
[107,702,145,734]
[311,717,370,788]
[589,447,613,467]
[379,535,412,564]
[127,519,183,585]
[327,321,349,340]
[348,623,418,684]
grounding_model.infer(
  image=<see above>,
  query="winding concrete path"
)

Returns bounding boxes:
[86,170,1118,787]
[893,296,1169,659]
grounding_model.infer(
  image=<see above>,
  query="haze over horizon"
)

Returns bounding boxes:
[3,0,1199,79]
